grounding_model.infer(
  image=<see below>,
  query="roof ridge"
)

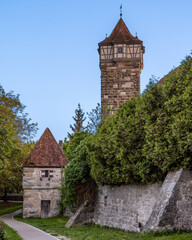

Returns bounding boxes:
[24,128,67,167]
[99,18,142,45]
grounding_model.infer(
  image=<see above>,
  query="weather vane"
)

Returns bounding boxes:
[120,4,122,18]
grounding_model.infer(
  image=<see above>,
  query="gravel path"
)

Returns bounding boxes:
[1,210,60,240]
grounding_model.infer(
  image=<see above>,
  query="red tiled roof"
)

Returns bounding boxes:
[158,66,180,85]
[99,18,142,46]
[24,128,67,167]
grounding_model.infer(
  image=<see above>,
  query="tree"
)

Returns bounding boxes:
[86,103,101,133]
[0,85,37,200]
[61,133,96,212]
[67,103,86,140]
[0,85,38,141]
[86,54,192,185]
[142,54,192,174]
[63,131,88,161]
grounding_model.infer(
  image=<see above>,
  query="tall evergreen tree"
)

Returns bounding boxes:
[67,103,86,140]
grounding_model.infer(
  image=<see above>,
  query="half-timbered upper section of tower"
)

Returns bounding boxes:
[98,18,145,69]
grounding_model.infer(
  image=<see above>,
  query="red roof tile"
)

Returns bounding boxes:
[157,66,180,85]
[24,128,67,167]
[99,18,142,45]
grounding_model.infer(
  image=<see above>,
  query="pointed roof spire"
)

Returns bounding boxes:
[99,18,142,46]
[120,4,122,18]
[24,128,68,167]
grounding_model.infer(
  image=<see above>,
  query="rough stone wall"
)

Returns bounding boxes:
[94,183,162,232]
[65,201,94,228]
[66,169,192,232]
[22,167,63,218]
[101,60,141,110]
[144,169,192,232]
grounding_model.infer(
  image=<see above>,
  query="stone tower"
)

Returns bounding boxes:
[98,17,145,110]
[22,128,67,218]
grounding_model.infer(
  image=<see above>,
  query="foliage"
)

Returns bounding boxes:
[0,124,20,171]
[62,104,103,211]
[62,139,91,211]
[0,221,4,240]
[0,84,37,198]
[0,202,23,240]
[141,75,159,95]
[15,214,192,240]
[86,97,148,185]
[62,131,97,211]
[67,103,86,140]
[3,223,22,240]
[63,131,88,161]
[87,54,192,185]
[143,55,192,175]
[0,85,37,141]
[86,103,101,133]
[0,202,22,217]
[0,139,35,198]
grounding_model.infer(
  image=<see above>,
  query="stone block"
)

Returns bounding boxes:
[143,169,192,232]
[122,82,132,88]
[94,183,161,232]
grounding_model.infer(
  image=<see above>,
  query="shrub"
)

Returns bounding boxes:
[62,133,96,211]
[0,222,4,240]
[87,54,192,185]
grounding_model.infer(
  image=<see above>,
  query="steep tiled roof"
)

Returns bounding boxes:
[158,66,180,85]
[24,128,67,167]
[99,18,142,45]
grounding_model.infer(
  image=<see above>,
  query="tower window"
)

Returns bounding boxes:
[116,72,121,78]
[118,47,123,53]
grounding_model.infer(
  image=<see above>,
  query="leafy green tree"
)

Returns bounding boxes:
[143,54,192,174]
[0,85,37,141]
[62,139,89,211]
[67,103,86,140]
[0,85,37,200]
[61,132,96,211]
[86,97,147,185]
[0,124,13,171]
[0,133,36,201]
[86,54,192,185]
[63,131,88,161]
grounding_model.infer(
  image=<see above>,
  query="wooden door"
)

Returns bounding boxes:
[41,200,50,218]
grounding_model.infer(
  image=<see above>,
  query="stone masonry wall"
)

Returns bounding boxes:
[22,167,63,218]
[101,60,141,110]
[66,169,192,232]
[144,169,192,232]
[94,183,162,232]
[23,189,61,218]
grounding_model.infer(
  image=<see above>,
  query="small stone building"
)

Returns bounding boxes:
[22,128,67,218]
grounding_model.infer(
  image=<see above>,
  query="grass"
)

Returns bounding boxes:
[15,214,192,240]
[0,202,23,240]
[0,202,22,217]
[2,223,22,240]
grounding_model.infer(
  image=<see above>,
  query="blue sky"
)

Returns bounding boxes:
[0,0,192,141]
